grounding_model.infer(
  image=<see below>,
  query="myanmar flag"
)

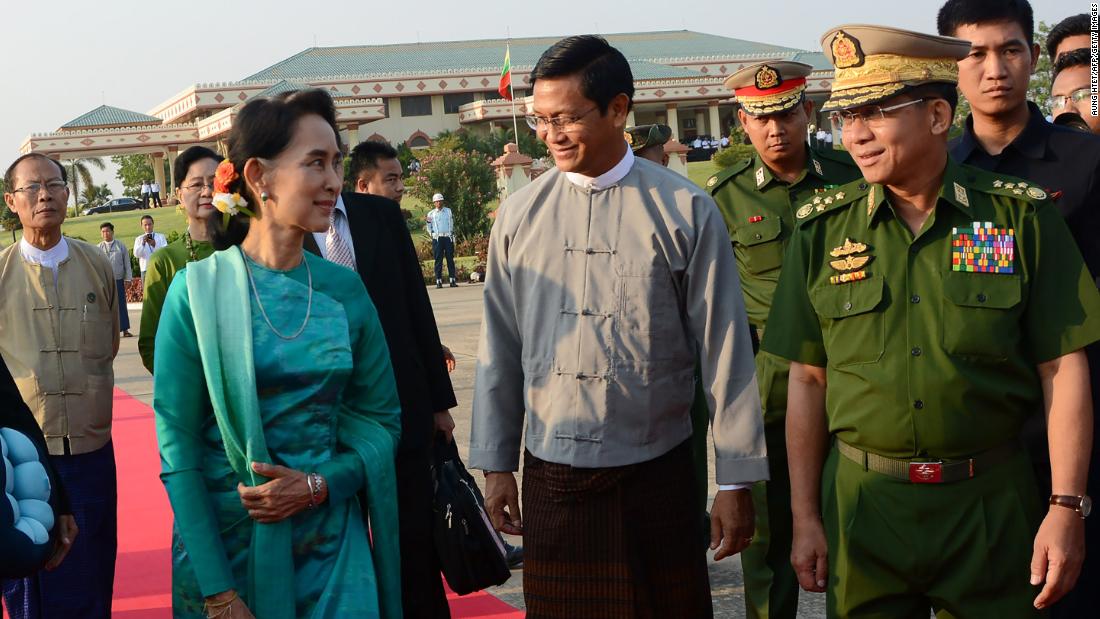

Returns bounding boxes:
[498,47,512,100]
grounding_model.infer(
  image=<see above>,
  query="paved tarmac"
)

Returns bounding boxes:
[117,282,827,617]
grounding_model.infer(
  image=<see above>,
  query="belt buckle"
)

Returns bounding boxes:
[908,461,943,483]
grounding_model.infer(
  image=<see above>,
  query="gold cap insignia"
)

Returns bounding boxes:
[796,204,814,219]
[830,237,868,257]
[1026,186,1047,200]
[754,65,781,90]
[831,31,864,69]
[624,131,633,146]
[706,175,718,188]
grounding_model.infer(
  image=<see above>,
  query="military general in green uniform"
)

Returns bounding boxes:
[762,25,1100,617]
[707,60,860,619]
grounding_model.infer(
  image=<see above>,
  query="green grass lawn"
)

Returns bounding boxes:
[687,160,721,189]
[1,205,186,250]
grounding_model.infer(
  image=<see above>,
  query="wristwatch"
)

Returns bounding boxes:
[1049,495,1092,518]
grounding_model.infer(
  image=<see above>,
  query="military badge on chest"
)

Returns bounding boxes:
[828,237,872,284]
[951,222,1014,273]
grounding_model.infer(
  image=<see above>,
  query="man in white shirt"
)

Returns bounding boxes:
[425,193,456,288]
[149,181,162,208]
[139,180,150,209]
[132,214,168,280]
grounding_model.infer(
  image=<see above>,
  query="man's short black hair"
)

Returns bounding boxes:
[4,153,67,191]
[140,214,154,224]
[1054,48,1091,78]
[346,139,398,185]
[100,222,114,231]
[904,83,961,121]
[937,0,1035,48]
[530,35,634,114]
[1047,13,1091,60]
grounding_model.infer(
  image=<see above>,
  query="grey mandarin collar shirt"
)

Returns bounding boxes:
[469,152,768,485]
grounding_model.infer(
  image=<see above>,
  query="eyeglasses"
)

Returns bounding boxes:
[525,106,598,133]
[181,180,215,192]
[829,99,926,130]
[11,180,67,196]
[1051,88,1092,112]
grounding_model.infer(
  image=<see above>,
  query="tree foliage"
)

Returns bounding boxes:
[434,127,547,161]
[81,183,112,208]
[407,148,497,243]
[67,157,106,213]
[0,178,18,232]
[111,154,169,198]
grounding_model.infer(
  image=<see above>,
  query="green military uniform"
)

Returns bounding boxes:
[704,59,862,619]
[707,147,859,618]
[760,24,1100,617]
[762,161,1100,617]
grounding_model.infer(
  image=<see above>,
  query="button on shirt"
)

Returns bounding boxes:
[311,194,357,265]
[469,147,767,485]
[761,161,1100,460]
[708,146,861,328]
[426,207,454,239]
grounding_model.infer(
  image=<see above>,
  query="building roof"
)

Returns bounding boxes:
[244,30,805,81]
[61,104,162,129]
[252,79,313,98]
[788,51,832,71]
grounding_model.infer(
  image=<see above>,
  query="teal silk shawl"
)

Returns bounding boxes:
[185,247,402,618]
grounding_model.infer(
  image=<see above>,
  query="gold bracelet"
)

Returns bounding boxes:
[204,591,239,612]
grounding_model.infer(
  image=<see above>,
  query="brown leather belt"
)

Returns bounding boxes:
[837,439,1017,483]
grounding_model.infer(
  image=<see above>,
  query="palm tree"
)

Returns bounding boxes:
[67,157,106,216]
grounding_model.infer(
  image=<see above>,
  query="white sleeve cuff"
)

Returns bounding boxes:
[718,483,752,492]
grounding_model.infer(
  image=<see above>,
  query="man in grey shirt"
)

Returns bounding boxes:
[98,222,132,338]
[470,35,767,618]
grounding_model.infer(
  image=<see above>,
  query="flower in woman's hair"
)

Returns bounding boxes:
[213,159,239,194]
[211,191,254,227]
[212,192,248,216]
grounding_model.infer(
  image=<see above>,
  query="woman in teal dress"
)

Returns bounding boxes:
[152,89,402,619]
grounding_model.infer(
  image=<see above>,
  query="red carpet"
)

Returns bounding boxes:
[5,388,523,618]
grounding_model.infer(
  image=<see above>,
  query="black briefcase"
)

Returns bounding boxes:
[430,434,511,595]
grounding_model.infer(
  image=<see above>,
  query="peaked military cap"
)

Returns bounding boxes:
[625,124,672,153]
[725,61,813,116]
[820,24,971,111]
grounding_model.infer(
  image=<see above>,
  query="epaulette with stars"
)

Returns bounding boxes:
[794,177,869,223]
[986,176,1050,202]
[705,158,753,195]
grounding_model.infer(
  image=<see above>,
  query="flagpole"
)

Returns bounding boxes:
[507,44,521,155]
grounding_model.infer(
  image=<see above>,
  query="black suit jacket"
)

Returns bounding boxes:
[306,192,457,454]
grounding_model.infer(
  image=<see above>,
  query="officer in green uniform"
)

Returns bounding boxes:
[707,60,861,619]
[626,123,672,166]
[762,24,1100,617]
